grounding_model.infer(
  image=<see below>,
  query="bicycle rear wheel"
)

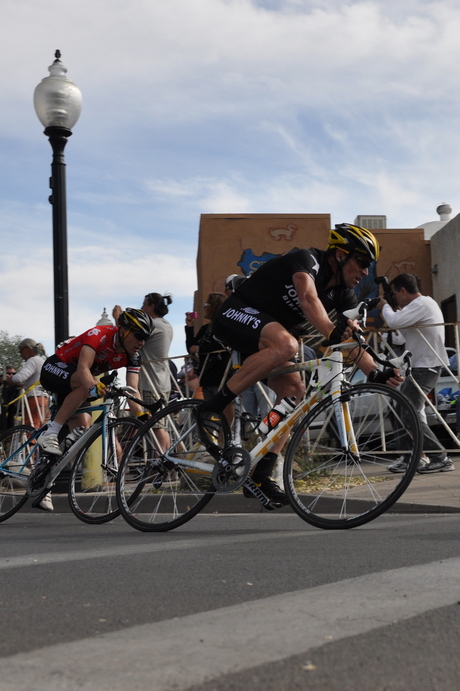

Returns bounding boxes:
[0,425,37,522]
[283,383,422,529]
[68,417,143,524]
[117,399,231,532]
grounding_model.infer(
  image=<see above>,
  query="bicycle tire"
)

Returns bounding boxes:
[283,382,422,529]
[68,417,143,524]
[0,424,37,523]
[117,398,231,532]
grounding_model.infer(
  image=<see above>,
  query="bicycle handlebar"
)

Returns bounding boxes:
[321,298,413,373]
[104,383,165,415]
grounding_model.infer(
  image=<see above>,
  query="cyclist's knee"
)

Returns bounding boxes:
[269,372,305,401]
[261,328,298,362]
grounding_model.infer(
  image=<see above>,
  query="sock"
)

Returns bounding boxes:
[252,452,278,482]
[200,384,237,414]
[44,421,63,436]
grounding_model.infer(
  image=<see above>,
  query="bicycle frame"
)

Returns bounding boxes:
[0,399,120,490]
[160,344,358,477]
[39,399,120,491]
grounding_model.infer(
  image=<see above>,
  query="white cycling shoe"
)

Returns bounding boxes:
[37,432,62,457]
[37,493,54,512]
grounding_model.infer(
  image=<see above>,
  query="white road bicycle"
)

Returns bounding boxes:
[116,300,422,532]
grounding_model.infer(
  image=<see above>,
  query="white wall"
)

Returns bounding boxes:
[430,213,460,321]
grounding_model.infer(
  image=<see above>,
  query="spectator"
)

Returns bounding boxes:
[113,293,173,449]
[177,361,201,398]
[7,339,50,429]
[224,274,246,297]
[380,273,453,474]
[185,293,231,407]
[1,365,19,431]
[380,329,406,358]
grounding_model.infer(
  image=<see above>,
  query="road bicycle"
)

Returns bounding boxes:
[0,377,161,524]
[116,300,423,532]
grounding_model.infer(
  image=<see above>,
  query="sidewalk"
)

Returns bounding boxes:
[20,465,460,515]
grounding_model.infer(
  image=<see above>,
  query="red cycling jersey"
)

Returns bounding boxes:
[55,326,141,375]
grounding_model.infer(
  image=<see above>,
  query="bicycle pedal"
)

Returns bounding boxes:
[27,459,54,496]
[263,500,285,512]
[31,488,52,508]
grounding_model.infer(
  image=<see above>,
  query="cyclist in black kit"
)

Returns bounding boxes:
[198,223,403,504]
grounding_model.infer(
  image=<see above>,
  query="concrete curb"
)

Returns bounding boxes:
[18,492,460,515]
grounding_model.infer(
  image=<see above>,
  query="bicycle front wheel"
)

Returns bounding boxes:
[68,417,143,524]
[283,383,422,529]
[117,399,231,532]
[0,425,37,522]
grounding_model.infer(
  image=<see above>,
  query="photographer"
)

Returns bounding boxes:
[379,273,453,474]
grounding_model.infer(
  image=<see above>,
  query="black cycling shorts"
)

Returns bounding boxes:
[40,354,77,402]
[213,294,277,356]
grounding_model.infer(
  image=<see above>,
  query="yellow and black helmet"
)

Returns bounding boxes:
[328,223,380,262]
[118,308,155,338]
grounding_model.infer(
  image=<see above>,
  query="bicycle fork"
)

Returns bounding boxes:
[331,387,359,459]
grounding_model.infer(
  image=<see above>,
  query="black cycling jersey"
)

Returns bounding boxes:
[235,248,357,330]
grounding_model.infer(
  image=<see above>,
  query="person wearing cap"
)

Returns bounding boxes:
[224,274,246,297]
[37,308,155,458]
[197,223,402,505]
[6,339,50,429]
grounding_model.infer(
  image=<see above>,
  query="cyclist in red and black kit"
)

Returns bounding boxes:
[198,223,403,504]
[37,308,155,457]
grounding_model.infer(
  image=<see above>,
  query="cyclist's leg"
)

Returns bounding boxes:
[216,323,300,399]
[197,309,300,450]
[38,357,89,455]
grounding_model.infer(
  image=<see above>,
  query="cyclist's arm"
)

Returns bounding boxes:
[76,345,101,392]
[347,338,403,388]
[293,273,401,387]
[293,272,351,339]
[126,371,143,416]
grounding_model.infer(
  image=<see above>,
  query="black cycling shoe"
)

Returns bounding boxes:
[194,407,222,451]
[243,477,289,505]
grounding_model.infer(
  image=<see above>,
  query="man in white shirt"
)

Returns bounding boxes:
[380,273,453,474]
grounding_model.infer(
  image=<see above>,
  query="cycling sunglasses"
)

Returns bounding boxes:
[352,254,372,270]
[132,331,148,341]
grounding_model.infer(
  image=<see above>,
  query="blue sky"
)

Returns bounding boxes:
[2,0,460,365]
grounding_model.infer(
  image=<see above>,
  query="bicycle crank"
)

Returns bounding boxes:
[212,446,251,493]
[26,458,54,497]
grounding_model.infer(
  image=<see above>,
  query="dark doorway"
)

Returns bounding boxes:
[441,295,457,349]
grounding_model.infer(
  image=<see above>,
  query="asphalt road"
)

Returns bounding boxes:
[1,512,460,690]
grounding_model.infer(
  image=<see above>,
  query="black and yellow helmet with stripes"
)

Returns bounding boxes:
[328,223,380,262]
[118,308,155,338]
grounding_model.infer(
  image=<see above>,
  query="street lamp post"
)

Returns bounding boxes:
[34,50,82,347]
